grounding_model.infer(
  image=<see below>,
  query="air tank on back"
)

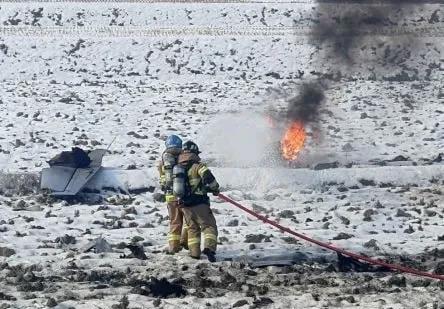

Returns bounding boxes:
[173,165,186,198]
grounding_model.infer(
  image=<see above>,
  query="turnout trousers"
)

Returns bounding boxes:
[181,203,218,258]
[167,201,188,253]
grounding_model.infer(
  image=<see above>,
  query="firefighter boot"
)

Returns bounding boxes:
[202,248,216,263]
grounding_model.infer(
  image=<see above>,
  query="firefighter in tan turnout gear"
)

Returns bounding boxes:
[158,135,188,254]
[174,141,220,262]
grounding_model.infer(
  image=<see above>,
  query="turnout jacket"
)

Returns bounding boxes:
[177,152,219,206]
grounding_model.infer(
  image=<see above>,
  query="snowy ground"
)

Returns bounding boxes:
[0,1,443,308]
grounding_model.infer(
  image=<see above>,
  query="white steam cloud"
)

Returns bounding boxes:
[199,113,281,168]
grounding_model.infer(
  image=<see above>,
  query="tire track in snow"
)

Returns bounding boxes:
[0,25,443,37]
[0,0,316,3]
[1,0,442,5]
[1,0,442,3]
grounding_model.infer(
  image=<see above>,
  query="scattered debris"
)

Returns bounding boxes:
[131,278,187,298]
[82,237,113,253]
[126,244,148,260]
[337,253,389,273]
[244,234,272,243]
[313,162,339,170]
[332,233,354,240]
[0,247,16,257]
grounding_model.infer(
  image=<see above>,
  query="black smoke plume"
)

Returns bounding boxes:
[287,82,325,123]
[278,1,431,138]
[283,1,429,122]
[311,2,426,66]
[312,6,389,63]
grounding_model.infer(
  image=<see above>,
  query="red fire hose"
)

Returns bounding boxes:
[217,193,444,281]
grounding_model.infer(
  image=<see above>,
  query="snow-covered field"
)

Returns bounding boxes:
[0,1,443,308]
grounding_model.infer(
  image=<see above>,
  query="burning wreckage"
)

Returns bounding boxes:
[36,133,444,277]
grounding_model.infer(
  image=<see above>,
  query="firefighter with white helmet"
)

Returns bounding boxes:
[157,135,188,253]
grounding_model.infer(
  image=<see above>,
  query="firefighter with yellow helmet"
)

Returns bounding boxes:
[157,135,188,254]
[174,141,220,262]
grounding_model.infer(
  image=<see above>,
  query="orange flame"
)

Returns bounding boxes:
[281,121,306,161]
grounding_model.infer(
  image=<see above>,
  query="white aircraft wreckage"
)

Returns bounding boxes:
[40,147,107,197]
